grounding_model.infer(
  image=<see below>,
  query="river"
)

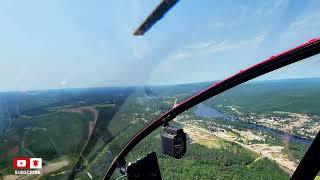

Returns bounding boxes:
[194,103,313,145]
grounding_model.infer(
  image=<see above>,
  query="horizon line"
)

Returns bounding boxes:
[0,77,320,94]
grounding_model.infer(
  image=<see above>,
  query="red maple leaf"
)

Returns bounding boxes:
[33,160,38,167]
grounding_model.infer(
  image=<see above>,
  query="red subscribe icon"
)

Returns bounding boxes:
[13,158,42,169]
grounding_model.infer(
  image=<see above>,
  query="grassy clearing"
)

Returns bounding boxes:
[25,112,91,160]
[184,126,223,149]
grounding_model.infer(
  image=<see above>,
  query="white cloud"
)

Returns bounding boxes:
[148,32,268,85]
[205,41,233,53]
[170,52,192,60]
[168,32,267,61]
[288,13,320,32]
[255,0,287,16]
[281,11,320,39]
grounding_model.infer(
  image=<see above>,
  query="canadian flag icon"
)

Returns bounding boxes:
[30,158,42,169]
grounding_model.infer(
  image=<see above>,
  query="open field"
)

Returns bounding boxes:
[183,125,223,149]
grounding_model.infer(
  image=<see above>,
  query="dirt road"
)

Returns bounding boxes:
[64,106,99,154]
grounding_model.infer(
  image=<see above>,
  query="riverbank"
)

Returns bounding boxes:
[176,119,297,175]
[195,104,313,144]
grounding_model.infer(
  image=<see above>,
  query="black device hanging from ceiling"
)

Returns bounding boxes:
[161,126,186,159]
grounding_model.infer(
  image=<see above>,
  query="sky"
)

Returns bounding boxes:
[0,0,320,91]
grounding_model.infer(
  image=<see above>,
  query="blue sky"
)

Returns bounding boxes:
[0,0,320,91]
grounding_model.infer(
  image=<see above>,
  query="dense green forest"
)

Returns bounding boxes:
[120,128,289,180]
[204,78,320,115]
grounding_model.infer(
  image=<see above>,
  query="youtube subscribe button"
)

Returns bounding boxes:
[12,157,42,175]
[13,158,30,169]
